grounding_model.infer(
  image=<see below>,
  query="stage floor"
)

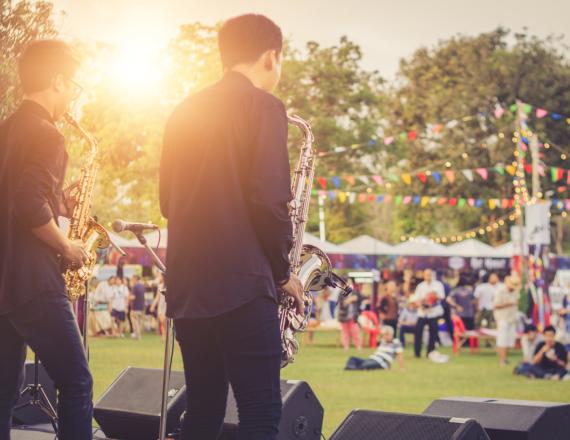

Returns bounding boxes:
[11,424,111,439]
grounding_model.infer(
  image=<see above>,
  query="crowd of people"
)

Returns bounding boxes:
[315,268,570,379]
[88,273,166,340]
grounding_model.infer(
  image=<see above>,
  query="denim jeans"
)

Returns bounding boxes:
[414,317,439,357]
[0,291,93,440]
[174,295,282,440]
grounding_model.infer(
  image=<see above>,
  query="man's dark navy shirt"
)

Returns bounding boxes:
[159,71,293,319]
[131,282,146,312]
[0,101,68,314]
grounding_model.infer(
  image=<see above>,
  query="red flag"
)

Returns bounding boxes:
[524,164,532,174]
[317,177,327,189]
[416,172,427,183]
[408,130,417,141]
[448,198,458,206]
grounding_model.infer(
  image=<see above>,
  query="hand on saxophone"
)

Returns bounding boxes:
[62,239,89,269]
[60,180,80,218]
[280,273,305,315]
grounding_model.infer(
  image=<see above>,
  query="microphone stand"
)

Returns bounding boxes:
[131,231,172,440]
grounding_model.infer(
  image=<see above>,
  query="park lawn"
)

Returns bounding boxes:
[86,332,570,437]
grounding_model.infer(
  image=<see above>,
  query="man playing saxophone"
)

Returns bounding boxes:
[0,40,93,440]
[159,14,303,440]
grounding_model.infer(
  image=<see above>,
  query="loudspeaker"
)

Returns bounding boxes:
[219,380,324,439]
[12,361,57,426]
[423,397,570,440]
[94,367,186,440]
[329,409,490,440]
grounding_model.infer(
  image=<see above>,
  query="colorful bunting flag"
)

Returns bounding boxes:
[401,174,412,185]
[317,177,327,189]
[445,170,456,183]
[372,175,384,186]
[384,136,394,146]
[403,196,412,205]
[417,172,427,183]
[432,171,442,184]
[476,168,488,180]
[408,130,417,141]
[494,106,505,119]
[332,176,341,188]
[462,170,474,182]
[345,176,356,185]
[536,108,548,119]
[495,166,505,176]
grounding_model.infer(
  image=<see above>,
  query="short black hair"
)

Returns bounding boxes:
[218,14,283,69]
[543,325,556,334]
[524,324,538,333]
[18,40,80,94]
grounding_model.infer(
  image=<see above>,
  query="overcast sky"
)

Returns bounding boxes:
[52,0,569,78]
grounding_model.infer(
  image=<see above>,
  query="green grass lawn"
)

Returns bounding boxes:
[87,331,570,437]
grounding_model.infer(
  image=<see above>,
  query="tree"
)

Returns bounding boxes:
[0,0,59,120]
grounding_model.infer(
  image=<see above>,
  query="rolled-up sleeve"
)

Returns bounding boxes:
[248,96,293,283]
[14,128,64,228]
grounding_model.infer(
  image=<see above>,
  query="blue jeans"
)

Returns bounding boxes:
[174,296,282,440]
[0,292,93,440]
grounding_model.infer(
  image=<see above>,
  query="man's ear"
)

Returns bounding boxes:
[262,50,275,71]
[53,73,65,93]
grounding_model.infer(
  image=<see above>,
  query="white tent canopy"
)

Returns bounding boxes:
[392,236,449,256]
[445,239,496,258]
[491,241,515,258]
[303,232,344,254]
[338,235,395,255]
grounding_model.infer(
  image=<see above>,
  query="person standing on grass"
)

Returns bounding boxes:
[378,281,399,337]
[413,269,446,360]
[129,275,146,340]
[338,278,363,350]
[474,272,499,330]
[493,275,521,366]
[447,276,476,331]
[110,277,129,337]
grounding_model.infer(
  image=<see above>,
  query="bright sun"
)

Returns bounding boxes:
[105,37,166,91]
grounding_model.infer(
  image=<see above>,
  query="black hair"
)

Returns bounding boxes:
[524,324,538,333]
[18,40,80,94]
[218,14,283,69]
[543,325,556,334]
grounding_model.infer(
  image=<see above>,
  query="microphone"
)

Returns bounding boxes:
[112,219,159,234]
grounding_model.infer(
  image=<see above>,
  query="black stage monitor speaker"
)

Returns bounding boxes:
[12,361,57,426]
[220,380,324,440]
[329,409,490,440]
[93,367,186,440]
[423,397,570,440]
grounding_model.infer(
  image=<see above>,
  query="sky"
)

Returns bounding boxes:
[51,0,569,78]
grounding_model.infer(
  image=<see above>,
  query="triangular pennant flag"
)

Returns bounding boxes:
[429,197,438,204]
[475,199,483,208]
[412,196,421,205]
[505,165,516,176]
[538,165,545,177]
[317,190,326,198]
[384,136,394,146]
[489,199,496,209]
[416,172,427,183]
[457,198,466,208]
[462,169,474,182]
[395,195,403,205]
[358,176,370,186]
[494,106,505,119]
[566,118,570,125]
[500,198,508,208]
[448,198,458,206]
[495,166,505,176]
[384,195,392,204]
[348,192,356,204]
[376,195,385,203]
[551,167,560,182]
[372,175,384,186]
[476,168,488,180]
[339,192,347,203]
[523,103,532,114]
[421,196,430,207]
[345,176,356,185]
[509,104,517,112]
[508,199,514,208]
[332,176,341,188]
[328,191,337,200]
[368,194,375,202]
[357,193,366,203]
[388,174,399,182]
[408,130,417,141]
[317,177,327,189]
[403,196,412,205]
[432,171,442,184]
[536,108,548,119]
[401,174,412,185]
[550,113,562,120]
[567,170,570,185]
[445,170,456,183]
[446,120,459,129]
[468,198,475,207]
[437,197,448,205]
[399,132,407,140]
[524,164,532,174]
[432,124,444,134]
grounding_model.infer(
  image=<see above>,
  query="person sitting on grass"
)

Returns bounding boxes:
[344,325,404,371]
[529,325,568,380]
[398,296,418,348]
[513,324,543,376]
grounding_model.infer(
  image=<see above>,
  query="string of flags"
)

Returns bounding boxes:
[315,165,570,189]
[312,189,570,211]
[318,101,569,158]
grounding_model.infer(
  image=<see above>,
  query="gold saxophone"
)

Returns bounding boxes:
[279,115,352,368]
[62,113,110,301]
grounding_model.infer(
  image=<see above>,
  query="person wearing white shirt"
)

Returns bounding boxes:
[91,276,115,335]
[110,277,129,337]
[413,269,445,358]
[474,272,500,329]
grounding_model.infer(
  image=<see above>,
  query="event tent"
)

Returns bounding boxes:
[392,236,449,256]
[338,235,395,255]
[303,232,345,254]
[445,239,497,258]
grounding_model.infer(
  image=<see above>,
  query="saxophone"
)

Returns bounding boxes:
[62,113,110,301]
[279,115,352,368]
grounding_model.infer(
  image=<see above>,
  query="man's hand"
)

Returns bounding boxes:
[280,273,304,315]
[61,240,89,269]
[60,181,81,218]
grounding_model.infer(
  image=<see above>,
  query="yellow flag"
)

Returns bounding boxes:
[489,199,496,209]
[421,196,430,207]
[505,165,516,176]
[401,173,412,185]
[339,192,347,203]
